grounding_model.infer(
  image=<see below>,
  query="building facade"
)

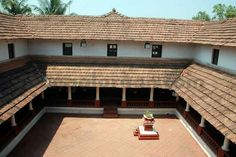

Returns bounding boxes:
[0,9,236,157]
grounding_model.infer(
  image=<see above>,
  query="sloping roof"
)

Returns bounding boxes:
[0,63,48,124]
[0,13,31,39]
[172,63,236,143]
[1,10,236,46]
[35,56,190,88]
[0,56,235,143]
[192,18,236,47]
[19,11,203,43]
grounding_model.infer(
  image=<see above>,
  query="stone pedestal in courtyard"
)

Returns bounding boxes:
[134,112,159,140]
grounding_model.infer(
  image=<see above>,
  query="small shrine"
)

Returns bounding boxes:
[134,111,159,140]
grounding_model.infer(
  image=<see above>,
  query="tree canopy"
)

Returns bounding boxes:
[193,3,236,21]
[34,0,72,15]
[192,11,210,21]
[0,0,32,15]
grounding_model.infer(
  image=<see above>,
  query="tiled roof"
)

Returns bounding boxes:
[0,63,47,124]
[19,12,203,43]
[192,19,236,47]
[0,56,235,143]
[172,63,236,143]
[0,13,31,39]
[35,56,190,88]
[1,10,236,46]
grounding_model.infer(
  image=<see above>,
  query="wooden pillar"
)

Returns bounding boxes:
[197,116,205,135]
[184,103,190,118]
[148,88,154,108]
[95,87,100,107]
[67,86,72,106]
[121,87,127,108]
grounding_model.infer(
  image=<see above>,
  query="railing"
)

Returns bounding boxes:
[0,127,15,151]
[0,107,42,152]
[186,113,199,131]
[201,129,221,155]
[127,100,149,108]
[177,104,231,157]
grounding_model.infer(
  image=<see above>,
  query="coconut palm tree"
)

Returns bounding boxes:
[0,0,32,15]
[34,0,72,15]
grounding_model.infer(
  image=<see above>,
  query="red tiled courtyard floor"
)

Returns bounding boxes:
[9,114,207,157]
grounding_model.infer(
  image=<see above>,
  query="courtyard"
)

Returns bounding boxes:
[8,114,207,157]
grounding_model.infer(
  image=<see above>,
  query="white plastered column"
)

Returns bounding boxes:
[68,86,72,100]
[11,115,17,127]
[185,103,190,112]
[149,88,154,101]
[122,88,126,101]
[96,87,100,101]
[175,94,179,102]
[199,116,205,127]
[29,101,33,111]
[221,137,230,151]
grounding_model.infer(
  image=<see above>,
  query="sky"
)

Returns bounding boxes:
[27,0,236,19]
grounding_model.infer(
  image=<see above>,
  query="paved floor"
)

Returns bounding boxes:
[9,114,207,157]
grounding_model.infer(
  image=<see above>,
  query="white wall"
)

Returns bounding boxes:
[193,44,236,71]
[0,40,8,61]
[162,43,194,59]
[0,40,28,62]
[29,40,194,59]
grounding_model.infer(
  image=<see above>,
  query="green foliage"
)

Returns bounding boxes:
[192,11,210,21]
[144,110,154,119]
[0,0,32,15]
[212,3,226,20]
[34,0,72,15]
[225,5,236,18]
[193,3,236,21]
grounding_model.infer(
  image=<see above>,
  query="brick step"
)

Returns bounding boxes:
[103,107,118,118]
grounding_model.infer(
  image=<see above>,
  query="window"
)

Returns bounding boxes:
[8,43,15,59]
[152,45,162,58]
[212,49,219,65]
[63,43,73,55]
[107,44,117,56]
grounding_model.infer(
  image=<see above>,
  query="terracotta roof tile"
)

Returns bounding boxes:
[35,56,190,88]
[172,63,236,143]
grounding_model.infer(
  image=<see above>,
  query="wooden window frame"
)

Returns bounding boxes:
[107,44,117,57]
[8,43,15,59]
[211,49,219,65]
[152,45,162,58]
[63,43,73,56]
